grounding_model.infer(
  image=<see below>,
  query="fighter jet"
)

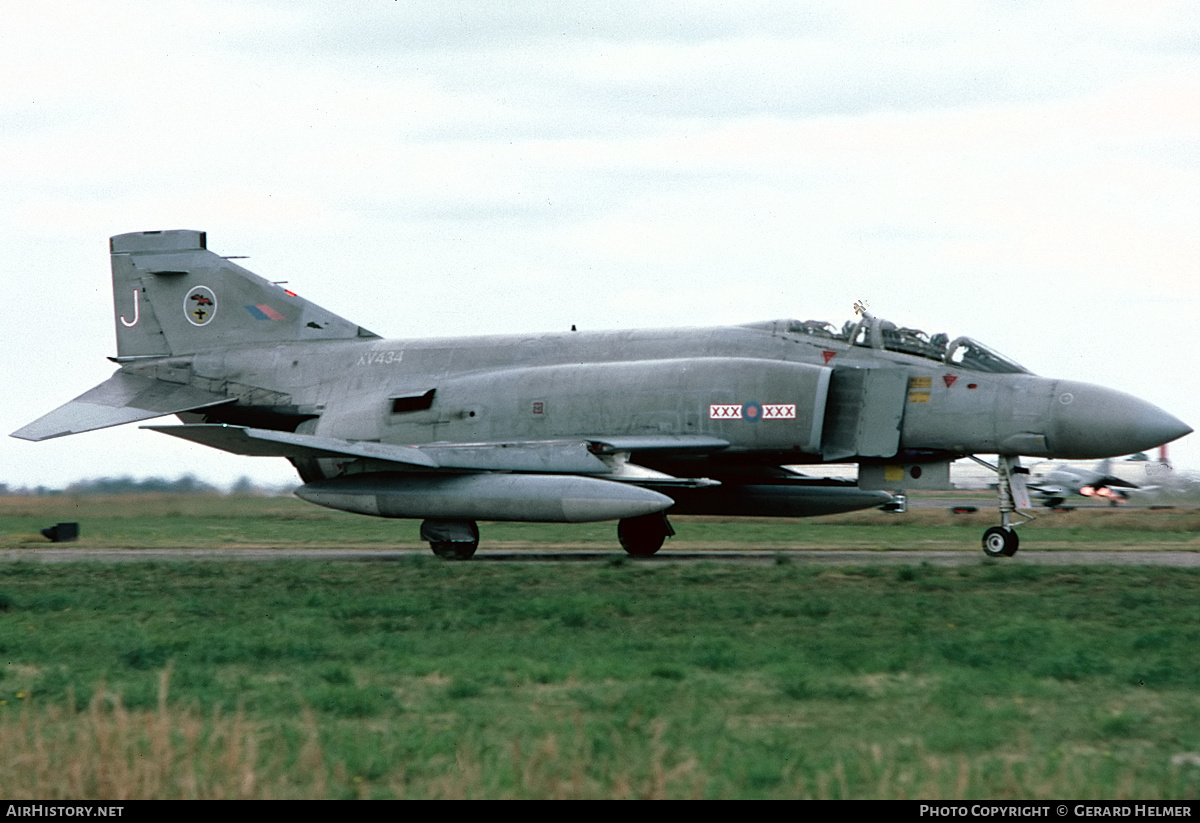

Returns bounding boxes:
[1028,458,1153,508]
[12,231,1192,559]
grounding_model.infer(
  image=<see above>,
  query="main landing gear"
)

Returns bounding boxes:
[617,512,675,557]
[420,513,677,560]
[421,518,479,560]
[971,455,1034,558]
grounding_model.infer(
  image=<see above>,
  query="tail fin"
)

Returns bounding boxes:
[111,230,377,358]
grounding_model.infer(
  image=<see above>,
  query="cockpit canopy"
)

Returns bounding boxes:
[778,314,1030,374]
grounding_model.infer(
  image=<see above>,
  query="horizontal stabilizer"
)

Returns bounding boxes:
[11,372,232,441]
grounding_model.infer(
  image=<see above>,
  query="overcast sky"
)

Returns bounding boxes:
[2,0,1197,490]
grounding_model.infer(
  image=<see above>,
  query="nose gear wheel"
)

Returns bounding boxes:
[982,526,1019,558]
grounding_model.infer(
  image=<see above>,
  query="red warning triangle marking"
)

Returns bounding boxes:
[943,375,957,388]
[822,350,836,364]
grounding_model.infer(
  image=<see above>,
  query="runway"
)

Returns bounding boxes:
[1,547,1198,566]
[907,496,1194,511]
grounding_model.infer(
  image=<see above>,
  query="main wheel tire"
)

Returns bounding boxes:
[981,526,1019,558]
[427,520,480,560]
[618,514,669,557]
[430,540,477,560]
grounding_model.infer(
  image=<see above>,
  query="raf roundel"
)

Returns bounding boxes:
[185,286,218,326]
[742,401,762,423]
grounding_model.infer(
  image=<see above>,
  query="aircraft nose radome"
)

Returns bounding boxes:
[1048,381,1192,460]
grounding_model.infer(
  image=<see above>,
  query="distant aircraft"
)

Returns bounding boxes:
[12,231,1192,558]
[1029,458,1155,508]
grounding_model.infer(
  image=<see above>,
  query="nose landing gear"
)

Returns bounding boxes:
[982,525,1019,557]
[970,454,1035,558]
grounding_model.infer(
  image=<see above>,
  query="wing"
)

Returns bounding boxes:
[142,424,440,467]
[144,424,893,518]
[143,424,727,487]
[1091,474,1139,490]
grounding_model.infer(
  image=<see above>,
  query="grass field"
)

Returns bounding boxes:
[0,494,1198,799]
[2,492,1200,551]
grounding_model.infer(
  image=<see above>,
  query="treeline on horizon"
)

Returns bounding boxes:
[0,475,293,497]
[4,470,1198,500]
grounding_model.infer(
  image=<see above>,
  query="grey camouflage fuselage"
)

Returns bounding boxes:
[13,230,1191,557]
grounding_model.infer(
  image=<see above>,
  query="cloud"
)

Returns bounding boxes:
[0,2,1196,485]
